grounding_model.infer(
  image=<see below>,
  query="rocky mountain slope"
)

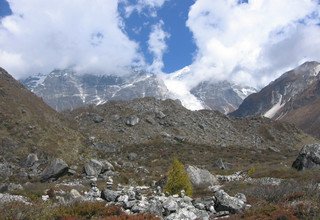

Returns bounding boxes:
[1,66,320,219]
[230,61,320,138]
[64,97,315,179]
[0,68,84,181]
[21,68,256,113]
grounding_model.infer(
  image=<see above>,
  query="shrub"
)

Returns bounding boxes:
[248,167,256,177]
[164,157,192,196]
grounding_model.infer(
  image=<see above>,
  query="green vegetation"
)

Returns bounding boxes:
[164,157,192,196]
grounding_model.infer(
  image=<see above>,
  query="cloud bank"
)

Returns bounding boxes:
[185,0,320,88]
[0,0,143,78]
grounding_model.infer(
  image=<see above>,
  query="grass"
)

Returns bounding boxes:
[0,201,160,220]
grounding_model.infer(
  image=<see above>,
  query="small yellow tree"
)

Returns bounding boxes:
[164,158,193,196]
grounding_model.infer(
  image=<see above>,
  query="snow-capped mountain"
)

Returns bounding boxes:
[22,67,256,113]
[162,66,257,113]
[22,69,170,111]
[230,61,320,119]
[191,81,257,114]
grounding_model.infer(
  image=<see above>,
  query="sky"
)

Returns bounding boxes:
[0,0,320,88]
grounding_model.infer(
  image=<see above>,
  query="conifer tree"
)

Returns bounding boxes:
[164,158,193,196]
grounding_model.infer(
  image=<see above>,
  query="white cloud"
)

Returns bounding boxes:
[0,0,144,78]
[122,0,167,17]
[147,21,170,73]
[185,0,320,88]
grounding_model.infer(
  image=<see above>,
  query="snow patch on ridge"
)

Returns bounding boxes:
[264,95,285,118]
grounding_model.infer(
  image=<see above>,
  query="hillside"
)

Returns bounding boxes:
[0,68,84,181]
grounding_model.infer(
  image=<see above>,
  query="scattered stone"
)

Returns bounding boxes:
[41,158,69,182]
[215,158,227,170]
[0,162,12,180]
[70,189,82,199]
[163,196,179,213]
[0,193,31,205]
[93,115,104,123]
[235,193,247,203]
[145,116,155,124]
[155,110,166,119]
[126,116,140,126]
[186,165,218,187]
[84,159,103,177]
[292,143,320,171]
[25,153,38,167]
[128,153,138,161]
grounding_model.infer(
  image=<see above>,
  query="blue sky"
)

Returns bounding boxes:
[118,0,197,73]
[0,0,319,88]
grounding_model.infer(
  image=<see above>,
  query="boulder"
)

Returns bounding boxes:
[126,116,140,126]
[84,159,103,177]
[41,158,68,181]
[214,190,246,213]
[101,189,120,202]
[186,165,218,187]
[292,143,320,171]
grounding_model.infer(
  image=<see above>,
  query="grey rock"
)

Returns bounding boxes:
[163,196,179,213]
[0,193,30,205]
[84,159,103,177]
[0,162,12,180]
[101,189,120,202]
[70,189,82,199]
[101,160,114,172]
[165,208,197,220]
[215,158,227,170]
[25,153,38,167]
[235,193,247,203]
[93,115,104,123]
[126,116,140,126]
[292,143,320,171]
[128,153,138,161]
[41,158,68,181]
[214,190,246,213]
[148,199,163,217]
[186,165,218,187]
[117,194,129,203]
[156,110,166,119]
[131,200,150,213]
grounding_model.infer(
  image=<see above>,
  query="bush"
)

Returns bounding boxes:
[164,158,192,196]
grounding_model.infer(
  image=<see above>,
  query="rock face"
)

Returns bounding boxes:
[292,143,320,171]
[186,165,218,187]
[230,61,320,138]
[41,158,69,181]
